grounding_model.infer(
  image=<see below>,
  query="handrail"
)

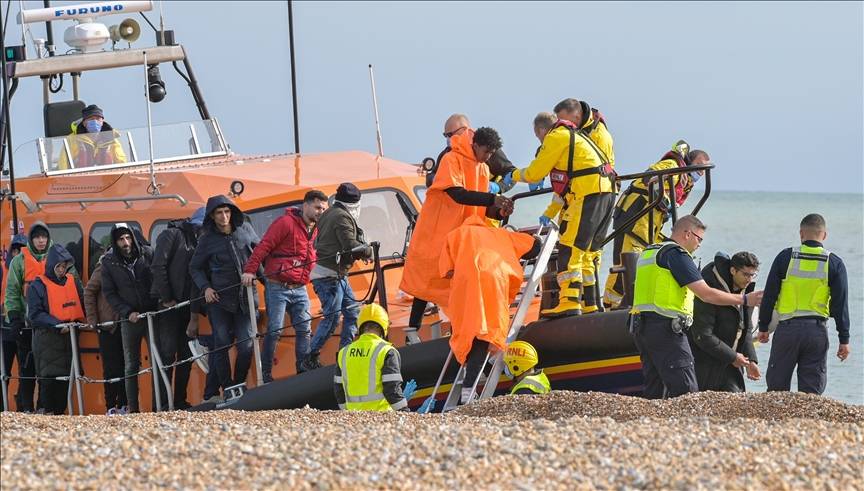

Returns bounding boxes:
[505,163,715,247]
[35,194,188,211]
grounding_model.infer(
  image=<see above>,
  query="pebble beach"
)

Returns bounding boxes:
[2,391,862,490]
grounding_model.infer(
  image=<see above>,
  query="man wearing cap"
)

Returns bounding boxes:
[58,104,127,170]
[150,208,206,408]
[301,183,373,371]
[100,223,157,412]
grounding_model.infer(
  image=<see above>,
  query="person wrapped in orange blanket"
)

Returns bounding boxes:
[439,215,540,404]
[400,127,513,341]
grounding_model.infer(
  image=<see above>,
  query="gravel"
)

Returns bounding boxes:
[2,391,862,490]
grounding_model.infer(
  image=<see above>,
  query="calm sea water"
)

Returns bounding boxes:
[508,189,864,404]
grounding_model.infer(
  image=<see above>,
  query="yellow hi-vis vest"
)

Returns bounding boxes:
[631,241,695,319]
[510,371,551,395]
[777,245,831,321]
[337,333,397,411]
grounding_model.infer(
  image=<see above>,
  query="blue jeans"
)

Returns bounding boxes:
[264,281,312,378]
[310,277,359,356]
[207,305,254,389]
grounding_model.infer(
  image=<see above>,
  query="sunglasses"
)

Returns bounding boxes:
[443,126,467,138]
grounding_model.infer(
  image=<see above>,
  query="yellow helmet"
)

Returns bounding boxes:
[358,303,390,336]
[504,341,539,377]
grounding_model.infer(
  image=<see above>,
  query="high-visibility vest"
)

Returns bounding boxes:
[38,274,84,322]
[777,245,831,321]
[631,241,695,319]
[21,247,46,297]
[337,333,397,411]
[510,371,551,395]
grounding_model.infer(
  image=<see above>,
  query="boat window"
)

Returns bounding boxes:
[149,220,172,244]
[414,185,427,204]
[26,119,228,176]
[88,222,143,276]
[47,223,84,277]
[356,189,413,259]
[248,204,299,239]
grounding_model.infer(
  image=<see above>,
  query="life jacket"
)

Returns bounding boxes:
[74,137,116,167]
[777,245,831,321]
[548,116,616,197]
[631,241,695,320]
[37,274,84,323]
[659,150,694,206]
[21,247,46,297]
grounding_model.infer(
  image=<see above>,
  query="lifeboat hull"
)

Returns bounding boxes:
[191,309,643,412]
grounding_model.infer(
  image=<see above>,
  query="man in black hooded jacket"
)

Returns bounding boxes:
[27,244,85,415]
[150,207,205,409]
[100,223,157,412]
[190,195,260,393]
[688,251,761,392]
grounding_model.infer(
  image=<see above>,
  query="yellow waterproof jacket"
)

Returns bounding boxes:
[57,121,127,170]
[530,114,615,220]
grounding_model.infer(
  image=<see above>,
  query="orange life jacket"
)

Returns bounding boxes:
[21,247,46,297]
[37,274,84,323]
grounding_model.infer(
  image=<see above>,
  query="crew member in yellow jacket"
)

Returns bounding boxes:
[603,141,711,308]
[504,98,615,317]
[57,105,127,170]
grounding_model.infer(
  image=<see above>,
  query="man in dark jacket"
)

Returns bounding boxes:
[689,251,761,392]
[83,257,127,414]
[190,195,260,392]
[27,245,85,415]
[100,223,157,412]
[243,190,327,380]
[301,183,372,371]
[150,207,206,408]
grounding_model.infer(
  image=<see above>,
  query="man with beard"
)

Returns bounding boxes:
[100,223,157,412]
[243,190,328,379]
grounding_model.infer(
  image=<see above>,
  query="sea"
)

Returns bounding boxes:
[507,189,864,404]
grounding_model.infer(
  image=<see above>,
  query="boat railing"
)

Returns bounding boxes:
[503,163,715,246]
[13,118,228,177]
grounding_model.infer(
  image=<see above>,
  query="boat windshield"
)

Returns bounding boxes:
[14,118,228,176]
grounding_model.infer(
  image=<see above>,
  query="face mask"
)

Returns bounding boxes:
[689,170,702,183]
[85,119,103,133]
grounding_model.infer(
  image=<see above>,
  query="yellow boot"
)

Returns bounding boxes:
[541,298,583,318]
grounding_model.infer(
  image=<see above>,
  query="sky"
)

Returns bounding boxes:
[2,1,862,193]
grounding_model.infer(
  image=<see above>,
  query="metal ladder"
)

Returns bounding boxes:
[435,224,560,412]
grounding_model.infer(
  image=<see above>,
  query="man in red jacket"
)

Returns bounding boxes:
[242,190,328,380]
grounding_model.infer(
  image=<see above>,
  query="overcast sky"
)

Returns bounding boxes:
[4,1,862,193]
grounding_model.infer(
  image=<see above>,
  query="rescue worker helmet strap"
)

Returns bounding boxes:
[358,303,390,336]
[504,341,539,377]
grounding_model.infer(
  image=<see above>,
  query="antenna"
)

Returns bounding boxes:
[287,0,300,154]
[368,64,383,157]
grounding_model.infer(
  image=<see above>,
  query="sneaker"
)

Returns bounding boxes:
[263,373,274,384]
[107,407,117,416]
[404,327,421,345]
[203,395,224,405]
[188,340,210,373]
[116,406,129,415]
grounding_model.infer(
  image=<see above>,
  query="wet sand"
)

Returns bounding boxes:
[1,391,862,490]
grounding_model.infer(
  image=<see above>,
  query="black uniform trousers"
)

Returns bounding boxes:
[633,313,698,399]
[766,318,829,395]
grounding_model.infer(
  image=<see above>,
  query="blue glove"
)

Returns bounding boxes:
[488,181,500,194]
[539,215,553,227]
[501,172,516,189]
[402,379,417,400]
[528,178,545,192]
